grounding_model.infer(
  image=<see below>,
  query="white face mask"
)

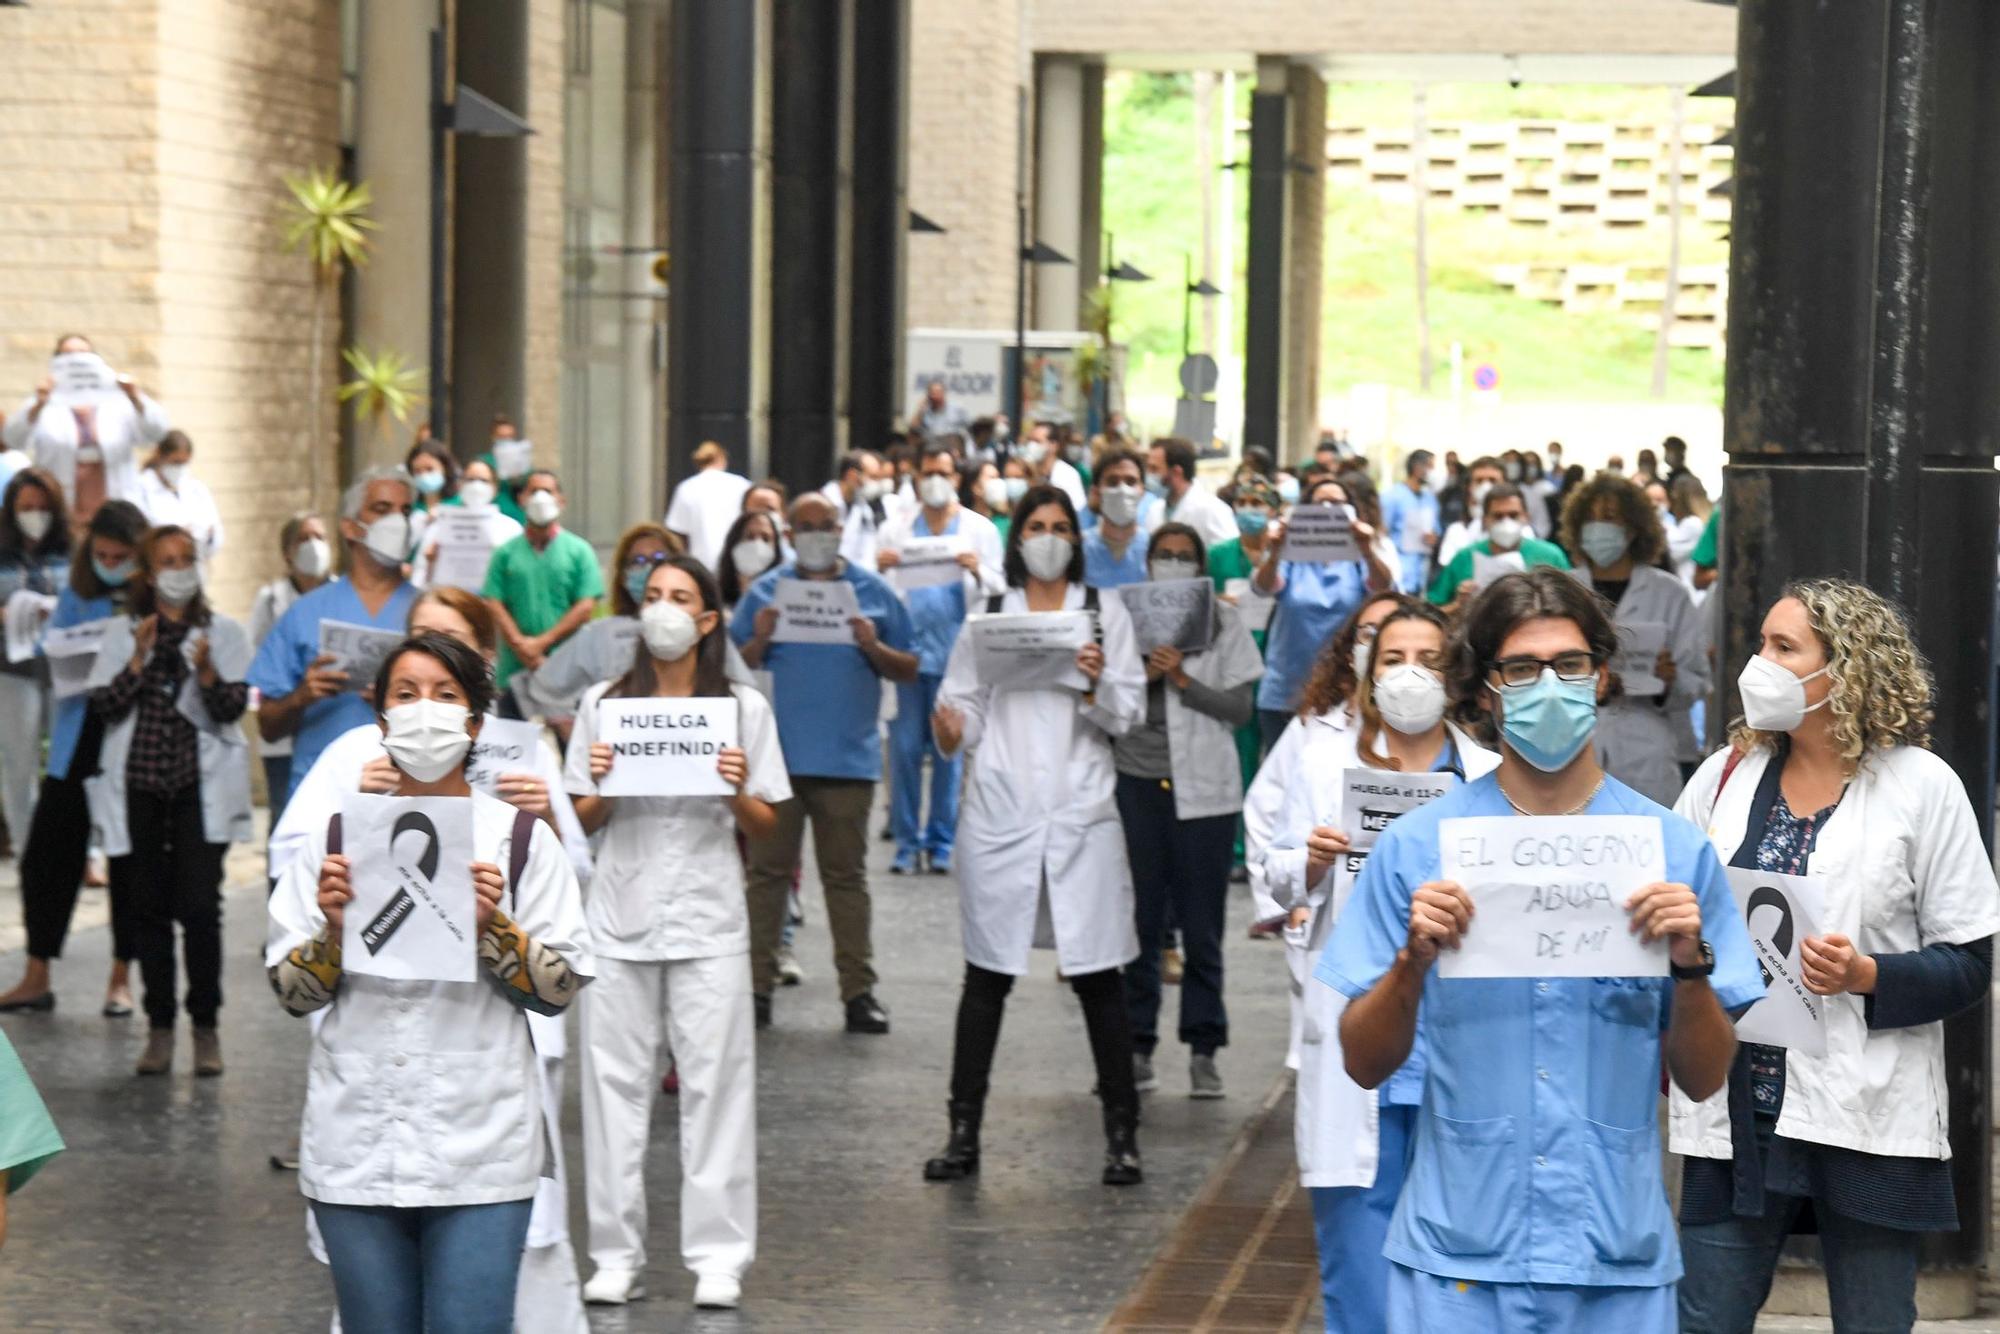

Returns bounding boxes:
[860,478,889,504]
[1487,517,1525,552]
[1579,520,1629,568]
[381,699,473,782]
[1470,482,1492,512]
[640,601,704,661]
[159,462,188,489]
[15,510,51,542]
[731,538,775,579]
[794,529,841,572]
[918,475,957,510]
[153,565,202,607]
[1021,533,1072,582]
[981,477,1010,511]
[1099,483,1142,528]
[359,512,411,567]
[1373,663,1447,735]
[492,439,532,480]
[293,537,331,578]
[1149,556,1199,583]
[1352,639,1373,682]
[458,479,497,510]
[523,490,561,527]
[1738,654,1832,734]
[1019,441,1048,467]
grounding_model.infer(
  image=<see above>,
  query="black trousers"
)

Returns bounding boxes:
[1114,774,1233,1057]
[21,769,136,963]
[947,962,1138,1122]
[114,786,227,1031]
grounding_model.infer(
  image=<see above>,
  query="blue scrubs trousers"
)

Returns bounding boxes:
[1387,1264,1678,1333]
[1309,1099,1416,1334]
[889,672,960,863]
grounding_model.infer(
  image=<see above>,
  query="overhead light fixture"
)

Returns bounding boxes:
[1188,278,1223,298]
[1023,240,1073,265]
[1692,70,1735,98]
[909,210,946,234]
[1108,261,1152,282]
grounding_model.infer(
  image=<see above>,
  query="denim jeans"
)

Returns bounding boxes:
[1114,773,1233,1056]
[1678,1193,1921,1334]
[314,1198,534,1334]
[889,672,961,860]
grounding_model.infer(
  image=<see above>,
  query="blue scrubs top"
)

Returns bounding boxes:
[1082,528,1148,590]
[246,577,418,798]
[729,561,914,781]
[904,512,968,679]
[1382,480,1440,560]
[1317,773,1763,1289]
[43,587,117,781]
[1255,559,1368,713]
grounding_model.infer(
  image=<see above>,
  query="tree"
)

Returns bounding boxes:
[337,347,429,443]
[280,167,376,510]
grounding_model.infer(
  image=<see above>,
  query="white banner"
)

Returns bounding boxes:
[596,696,740,797]
[1279,506,1363,565]
[48,352,119,403]
[906,331,1003,420]
[1725,866,1829,1056]
[339,794,478,983]
[318,619,405,694]
[892,536,970,592]
[769,578,861,645]
[1222,577,1273,633]
[969,610,1091,691]
[428,509,500,592]
[1613,620,1668,696]
[1435,814,1670,979]
[463,716,546,795]
[5,590,56,664]
[1115,577,1214,653]
[43,618,112,700]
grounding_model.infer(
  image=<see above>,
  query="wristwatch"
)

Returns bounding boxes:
[1670,939,1715,981]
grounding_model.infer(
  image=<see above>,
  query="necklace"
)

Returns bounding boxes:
[1497,773,1605,817]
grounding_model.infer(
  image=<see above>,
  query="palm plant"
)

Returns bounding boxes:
[281,167,376,507]
[337,346,428,440]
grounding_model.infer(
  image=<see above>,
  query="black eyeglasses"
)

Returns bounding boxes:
[1487,651,1602,688]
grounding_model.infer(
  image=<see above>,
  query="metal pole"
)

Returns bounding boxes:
[1182,252,1193,360]
[429,26,449,442]
[1651,86,1685,399]
[1414,82,1432,395]
[1012,82,1029,431]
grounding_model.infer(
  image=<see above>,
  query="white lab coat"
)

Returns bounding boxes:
[83,613,255,857]
[878,503,1007,606]
[939,584,1146,975]
[1583,563,1707,805]
[136,467,225,561]
[3,386,170,505]
[1670,743,2000,1162]
[1165,484,1239,549]
[266,792,594,1208]
[1255,715,1499,1188]
[271,720,591,1327]
[1140,598,1264,820]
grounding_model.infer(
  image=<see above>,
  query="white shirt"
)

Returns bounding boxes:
[1671,744,2000,1162]
[564,681,790,961]
[250,577,314,758]
[1167,483,1239,549]
[1046,457,1088,513]
[265,789,595,1208]
[413,506,523,590]
[3,387,171,506]
[136,467,224,560]
[1437,519,1483,570]
[664,467,753,571]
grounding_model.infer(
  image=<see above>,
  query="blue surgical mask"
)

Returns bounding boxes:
[93,557,133,587]
[1579,520,1630,568]
[1277,478,1301,505]
[1235,508,1270,537]
[623,567,650,604]
[1144,475,1169,499]
[1494,669,1599,772]
[414,471,446,496]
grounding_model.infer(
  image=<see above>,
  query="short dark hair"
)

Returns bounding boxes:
[523,468,561,492]
[837,451,875,480]
[1002,484,1086,588]
[1480,481,1524,520]
[919,444,959,471]
[0,467,71,562]
[70,499,149,599]
[1241,445,1274,478]
[1146,521,1207,571]
[1405,449,1434,477]
[374,632,496,732]
[1444,568,1617,731]
[1152,437,1198,483]
[1096,448,1146,483]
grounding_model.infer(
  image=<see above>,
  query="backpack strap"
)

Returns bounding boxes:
[326,812,342,855]
[1717,747,1745,800]
[506,806,537,907]
[985,593,1005,614]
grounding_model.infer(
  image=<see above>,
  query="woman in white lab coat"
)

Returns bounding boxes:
[567,553,788,1314]
[1557,473,1706,806]
[3,334,171,526]
[267,632,593,1334]
[1672,581,2000,1333]
[1254,599,1498,1334]
[927,484,1148,1186]
[267,585,595,1334]
[134,430,224,562]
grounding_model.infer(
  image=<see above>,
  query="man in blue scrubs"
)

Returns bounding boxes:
[734,492,918,1034]
[1081,450,1151,591]
[248,465,418,801]
[1321,567,1761,1332]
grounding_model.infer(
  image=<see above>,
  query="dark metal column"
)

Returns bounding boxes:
[1242,60,1289,454]
[667,0,766,477]
[846,0,908,463]
[1721,0,2000,1287]
[450,0,528,450]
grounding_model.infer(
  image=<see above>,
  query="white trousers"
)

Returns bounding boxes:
[0,674,45,845]
[582,952,757,1282]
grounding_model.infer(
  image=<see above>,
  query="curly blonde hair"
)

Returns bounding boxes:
[1728,578,1934,771]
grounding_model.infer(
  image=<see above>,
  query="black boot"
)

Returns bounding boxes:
[1101,1106,1142,1186]
[923,1101,982,1181]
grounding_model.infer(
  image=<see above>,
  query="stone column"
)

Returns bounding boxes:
[1283,61,1326,464]
[1033,54,1086,331]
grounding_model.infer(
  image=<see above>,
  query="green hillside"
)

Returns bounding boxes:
[1099,73,1730,409]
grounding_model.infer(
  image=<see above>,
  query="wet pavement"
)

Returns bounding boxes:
[0,806,1295,1332]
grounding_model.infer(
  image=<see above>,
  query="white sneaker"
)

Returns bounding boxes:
[776,944,805,987]
[583,1267,645,1305]
[694,1274,742,1309]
